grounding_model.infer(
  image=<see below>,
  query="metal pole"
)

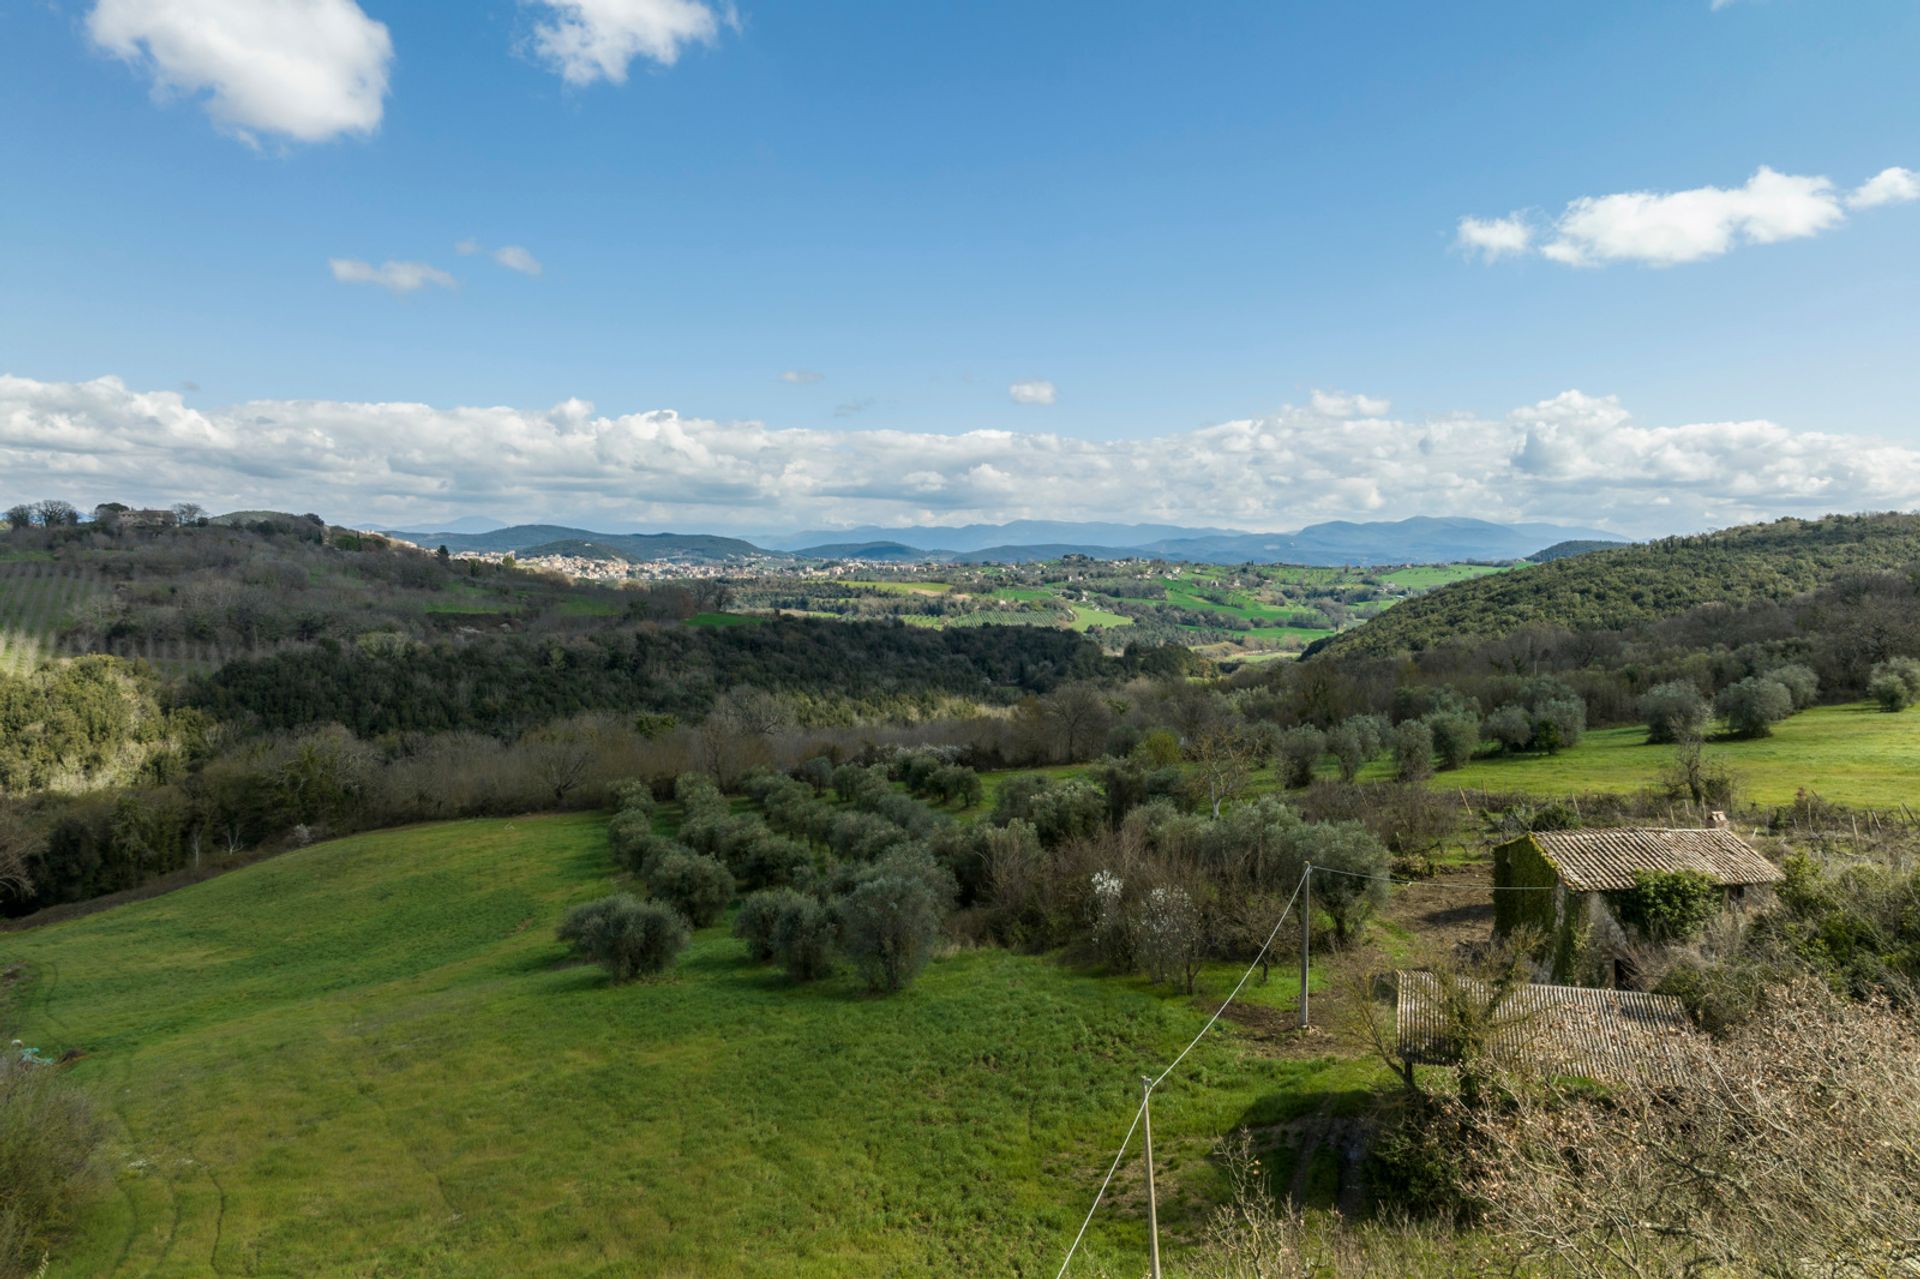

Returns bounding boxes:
[1141,1077,1161,1279]
[1297,863,1311,1029]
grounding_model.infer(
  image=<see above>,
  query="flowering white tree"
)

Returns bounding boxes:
[1133,884,1204,993]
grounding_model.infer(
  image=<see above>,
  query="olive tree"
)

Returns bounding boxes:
[1868,657,1920,712]
[556,894,689,981]
[1639,680,1710,745]
[1716,676,1793,739]
[648,852,734,927]
[1392,719,1434,782]
[835,865,947,993]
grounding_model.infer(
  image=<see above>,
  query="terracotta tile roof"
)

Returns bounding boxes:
[1396,971,1694,1085]
[1528,828,1783,893]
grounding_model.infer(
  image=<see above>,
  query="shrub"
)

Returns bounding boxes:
[1868,657,1920,712]
[0,1054,101,1276]
[556,894,688,981]
[1275,726,1326,789]
[1426,713,1479,772]
[1610,869,1721,941]
[835,867,948,992]
[772,894,837,982]
[1716,676,1793,739]
[734,887,808,962]
[1392,720,1434,782]
[1639,680,1709,745]
[647,853,734,928]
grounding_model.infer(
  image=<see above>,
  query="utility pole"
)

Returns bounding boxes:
[1140,1077,1161,1279]
[1297,863,1311,1030]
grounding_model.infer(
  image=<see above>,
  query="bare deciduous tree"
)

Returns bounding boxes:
[1188,727,1252,819]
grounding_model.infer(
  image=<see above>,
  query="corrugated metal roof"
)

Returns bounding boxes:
[1396,971,1694,1085]
[1527,828,1783,893]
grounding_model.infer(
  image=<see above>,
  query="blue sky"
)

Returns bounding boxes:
[1,0,1917,535]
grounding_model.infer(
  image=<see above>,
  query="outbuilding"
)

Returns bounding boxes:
[1493,822,1782,985]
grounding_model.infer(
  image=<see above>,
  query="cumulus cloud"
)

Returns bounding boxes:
[1848,166,1920,210]
[528,0,729,86]
[5,374,1919,537]
[87,0,392,144]
[1462,165,1915,268]
[1009,380,1058,406]
[779,369,824,385]
[1310,390,1391,419]
[1455,215,1532,262]
[329,258,457,295]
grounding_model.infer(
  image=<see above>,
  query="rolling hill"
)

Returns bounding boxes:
[1318,512,1920,657]
[0,812,1340,1277]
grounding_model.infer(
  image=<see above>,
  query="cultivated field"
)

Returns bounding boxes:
[0,560,109,675]
[0,813,1385,1278]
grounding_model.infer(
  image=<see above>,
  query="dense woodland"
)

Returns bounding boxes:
[1319,511,1920,657]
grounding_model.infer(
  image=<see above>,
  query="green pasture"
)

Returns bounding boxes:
[1373,564,1511,591]
[1,814,1381,1278]
[1426,702,1920,809]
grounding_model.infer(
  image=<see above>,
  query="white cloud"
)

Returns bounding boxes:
[779,369,824,385]
[1009,380,1058,406]
[1463,165,1916,268]
[1847,166,1920,210]
[528,0,728,86]
[455,241,544,276]
[329,258,457,295]
[6,374,1919,538]
[491,245,544,276]
[1455,215,1532,262]
[1543,167,1843,266]
[1310,390,1391,419]
[87,0,391,144]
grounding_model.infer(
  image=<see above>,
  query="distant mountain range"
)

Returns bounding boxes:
[768,520,1243,554]
[799,516,1623,566]
[386,516,1625,567]
[385,525,769,563]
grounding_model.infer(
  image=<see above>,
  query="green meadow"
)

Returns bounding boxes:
[1426,702,1920,809]
[1,814,1374,1278]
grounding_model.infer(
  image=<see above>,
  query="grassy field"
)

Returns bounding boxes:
[1425,702,1920,808]
[1,814,1379,1278]
[1066,603,1133,631]
[0,561,110,674]
[1374,564,1511,591]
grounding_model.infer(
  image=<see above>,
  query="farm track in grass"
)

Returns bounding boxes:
[0,812,1392,1278]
